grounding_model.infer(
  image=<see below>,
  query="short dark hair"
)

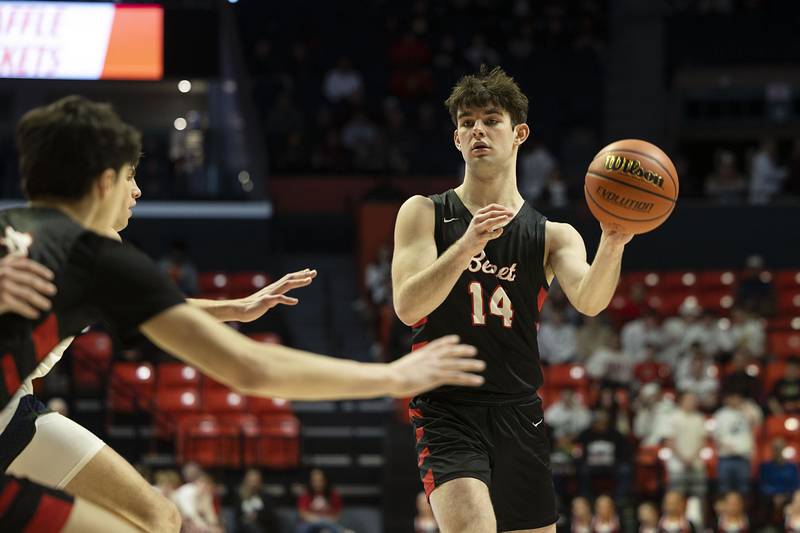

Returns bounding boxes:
[444,65,529,126]
[17,95,141,201]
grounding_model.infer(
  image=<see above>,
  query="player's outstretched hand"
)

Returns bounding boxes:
[460,203,515,256]
[0,255,57,319]
[388,335,484,397]
[231,268,317,322]
[599,222,634,247]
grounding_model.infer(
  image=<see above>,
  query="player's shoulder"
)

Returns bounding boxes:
[544,220,580,239]
[397,194,435,221]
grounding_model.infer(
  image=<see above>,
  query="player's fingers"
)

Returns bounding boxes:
[437,371,484,387]
[1,293,40,319]
[6,282,52,311]
[276,296,299,306]
[5,267,57,296]
[475,215,511,233]
[472,209,512,223]
[433,344,478,359]
[421,335,460,349]
[274,277,314,293]
[441,358,486,372]
[474,203,511,215]
[12,257,55,281]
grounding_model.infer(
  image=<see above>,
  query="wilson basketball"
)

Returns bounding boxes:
[584,139,679,234]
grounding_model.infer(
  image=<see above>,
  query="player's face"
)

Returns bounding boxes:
[112,165,141,232]
[453,106,528,168]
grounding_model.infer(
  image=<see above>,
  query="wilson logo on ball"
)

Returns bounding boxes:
[604,155,664,189]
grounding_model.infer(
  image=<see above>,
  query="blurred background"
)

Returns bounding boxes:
[2,0,800,532]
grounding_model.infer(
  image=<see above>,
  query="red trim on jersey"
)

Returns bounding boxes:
[417,446,430,468]
[0,477,20,515]
[536,287,548,312]
[412,342,429,351]
[422,468,435,498]
[1,354,20,395]
[411,317,428,328]
[409,408,423,419]
[22,492,73,533]
[32,314,59,362]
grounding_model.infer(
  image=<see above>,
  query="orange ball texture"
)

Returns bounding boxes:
[584,139,679,234]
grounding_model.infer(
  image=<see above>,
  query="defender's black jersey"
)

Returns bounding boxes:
[412,190,549,404]
[0,207,185,410]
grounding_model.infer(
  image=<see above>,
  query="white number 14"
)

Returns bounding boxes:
[468,281,514,328]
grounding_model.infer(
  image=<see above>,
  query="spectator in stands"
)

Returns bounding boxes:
[713,392,762,494]
[158,240,199,296]
[153,469,182,500]
[633,344,672,391]
[234,468,279,533]
[758,437,800,523]
[297,468,344,533]
[575,314,614,362]
[550,433,578,496]
[676,350,719,412]
[659,491,697,533]
[538,309,578,365]
[322,57,364,104]
[749,139,786,204]
[621,308,664,363]
[518,139,557,203]
[721,348,761,401]
[664,393,708,500]
[586,333,634,389]
[365,244,392,308]
[786,490,800,533]
[414,491,438,533]
[716,492,749,533]
[735,254,776,317]
[705,150,747,204]
[577,411,631,499]
[182,461,203,484]
[637,501,659,533]
[597,387,632,436]
[675,343,709,387]
[173,472,223,533]
[633,383,675,446]
[725,307,766,359]
[571,496,593,533]
[661,304,720,367]
[592,495,620,533]
[545,388,592,440]
[769,357,800,414]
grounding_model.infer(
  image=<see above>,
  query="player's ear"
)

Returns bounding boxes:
[514,123,530,146]
[95,168,116,199]
[453,129,461,150]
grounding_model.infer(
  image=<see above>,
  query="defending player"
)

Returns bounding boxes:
[392,66,633,532]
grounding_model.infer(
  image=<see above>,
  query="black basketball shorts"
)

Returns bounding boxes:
[409,396,558,531]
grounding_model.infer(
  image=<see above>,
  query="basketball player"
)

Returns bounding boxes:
[0,95,485,531]
[392,66,633,532]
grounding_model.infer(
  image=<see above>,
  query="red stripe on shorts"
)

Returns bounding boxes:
[417,446,430,468]
[408,408,423,419]
[411,342,428,351]
[22,492,74,533]
[537,287,548,312]
[422,467,435,498]
[0,477,20,515]
[1,354,20,396]
[411,317,428,328]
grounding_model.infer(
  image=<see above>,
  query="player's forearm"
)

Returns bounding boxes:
[572,236,625,316]
[394,239,474,325]
[245,344,400,400]
[186,298,239,322]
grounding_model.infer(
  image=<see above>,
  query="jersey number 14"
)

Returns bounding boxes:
[468,281,514,328]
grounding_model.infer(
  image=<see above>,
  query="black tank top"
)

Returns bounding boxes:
[412,189,549,404]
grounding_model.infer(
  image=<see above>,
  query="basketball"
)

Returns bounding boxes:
[584,139,679,234]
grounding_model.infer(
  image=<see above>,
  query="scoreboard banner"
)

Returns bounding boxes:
[0,2,163,80]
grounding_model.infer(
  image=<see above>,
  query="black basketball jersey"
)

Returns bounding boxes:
[0,207,184,411]
[411,189,549,404]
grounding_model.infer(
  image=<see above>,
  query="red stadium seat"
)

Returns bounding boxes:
[198,272,230,295]
[108,363,156,412]
[765,415,800,441]
[156,363,201,389]
[248,332,283,345]
[778,291,800,315]
[227,272,270,296]
[202,388,248,413]
[696,289,735,313]
[246,396,292,414]
[776,271,800,290]
[155,387,201,413]
[697,270,738,291]
[764,361,787,394]
[178,415,241,467]
[660,271,699,291]
[766,317,800,332]
[545,364,589,389]
[242,415,301,469]
[769,331,800,358]
[70,331,114,390]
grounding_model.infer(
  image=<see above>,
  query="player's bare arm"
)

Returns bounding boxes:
[544,221,633,317]
[186,268,317,322]
[392,195,514,326]
[140,304,484,400]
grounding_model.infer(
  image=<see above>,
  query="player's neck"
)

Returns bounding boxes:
[29,198,113,237]
[458,168,523,212]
